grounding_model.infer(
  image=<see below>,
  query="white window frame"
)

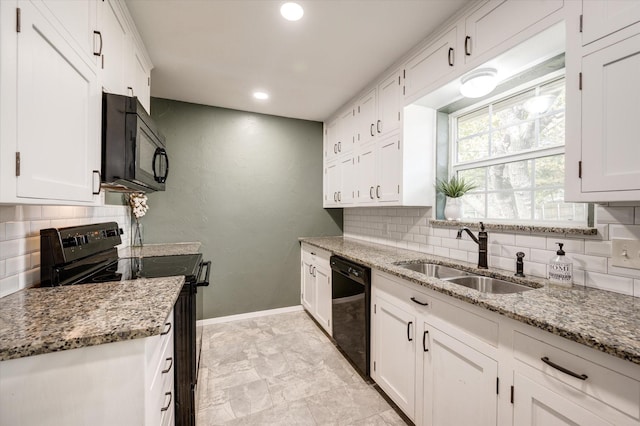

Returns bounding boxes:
[448,70,586,225]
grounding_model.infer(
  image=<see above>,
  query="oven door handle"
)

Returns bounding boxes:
[196,261,211,287]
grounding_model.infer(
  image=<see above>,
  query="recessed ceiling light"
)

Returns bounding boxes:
[280,2,304,21]
[460,68,498,98]
[253,91,269,100]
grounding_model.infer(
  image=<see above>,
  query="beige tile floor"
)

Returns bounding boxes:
[196,310,408,425]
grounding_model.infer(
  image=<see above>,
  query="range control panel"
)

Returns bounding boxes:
[41,222,124,264]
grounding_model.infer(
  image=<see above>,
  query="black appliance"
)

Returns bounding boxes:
[102,93,169,192]
[330,256,371,378]
[40,222,210,426]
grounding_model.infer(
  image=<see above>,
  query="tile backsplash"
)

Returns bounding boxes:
[0,205,131,298]
[344,205,640,297]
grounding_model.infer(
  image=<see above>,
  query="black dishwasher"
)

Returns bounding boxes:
[330,256,371,378]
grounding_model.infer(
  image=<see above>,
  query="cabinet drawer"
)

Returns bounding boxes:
[302,244,330,264]
[514,331,640,419]
[428,298,498,348]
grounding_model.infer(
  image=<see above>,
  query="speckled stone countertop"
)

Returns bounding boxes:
[118,242,201,258]
[300,236,640,365]
[0,276,185,361]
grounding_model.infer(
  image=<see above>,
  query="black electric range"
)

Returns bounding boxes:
[40,221,209,426]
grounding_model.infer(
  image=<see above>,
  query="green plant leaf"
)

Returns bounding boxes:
[436,175,478,198]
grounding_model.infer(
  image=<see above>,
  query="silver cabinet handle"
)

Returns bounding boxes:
[127,86,134,97]
[334,144,337,154]
[162,357,173,374]
[370,123,374,137]
[338,141,341,152]
[465,36,472,56]
[337,191,341,202]
[369,186,374,199]
[309,265,313,275]
[161,392,172,412]
[541,357,588,380]
[92,170,101,195]
[376,185,381,198]
[448,47,454,66]
[93,31,102,56]
[377,120,381,133]
[312,266,316,277]
[333,192,337,202]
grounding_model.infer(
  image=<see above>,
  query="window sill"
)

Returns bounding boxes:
[429,219,598,236]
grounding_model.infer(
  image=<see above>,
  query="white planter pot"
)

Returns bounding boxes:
[444,197,462,221]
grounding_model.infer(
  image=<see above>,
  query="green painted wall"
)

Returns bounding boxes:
[142,98,342,319]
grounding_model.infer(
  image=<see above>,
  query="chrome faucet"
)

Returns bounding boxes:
[456,222,488,269]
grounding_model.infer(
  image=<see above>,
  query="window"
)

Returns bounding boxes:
[450,74,587,224]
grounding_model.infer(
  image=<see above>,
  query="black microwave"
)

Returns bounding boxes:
[101,93,168,192]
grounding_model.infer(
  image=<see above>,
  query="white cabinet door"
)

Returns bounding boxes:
[373,294,416,420]
[513,373,613,426]
[37,0,98,61]
[357,88,377,146]
[356,143,376,204]
[130,40,151,112]
[314,263,332,334]
[339,156,355,205]
[99,0,129,95]
[301,258,315,312]
[581,32,640,193]
[422,324,498,426]
[377,135,401,203]
[324,162,339,207]
[377,70,402,138]
[583,1,640,45]
[337,107,355,157]
[404,27,457,100]
[16,0,100,202]
[464,0,563,64]
[325,118,339,162]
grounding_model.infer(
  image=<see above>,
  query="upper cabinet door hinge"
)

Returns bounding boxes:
[496,377,499,395]
[15,152,21,176]
[578,160,582,178]
[398,76,401,85]
[403,69,406,79]
[16,8,21,32]
[579,72,583,90]
[579,14,583,33]
[374,303,377,314]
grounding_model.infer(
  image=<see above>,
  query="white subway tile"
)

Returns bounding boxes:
[432,228,449,238]
[515,235,547,250]
[0,206,19,222]
[523,261,546,279]
[420,226,431,236]
[31,252,40,268]
[449,249,468,262]
[570,253,607,273]
[0,260,5,278]
[416,218,428,226]
[441,238,459,249]
[0,223,5,241]
[5,222,29,240]
[458,239,478,253]
[396,224,408,233]
[433,246,449,258]
[395,209,407,217]
[584,271,633,295]
[572,269,586,287]
[0,239,26,260]
[597,206,635,224]
[407,242,420,252]
[609,224,640,240]
[20,268,40,289]
[489,243,501,256]
[405,208,420,217]
[489,256,514,272]
[396,240,409,249]
[530,248,554,264]
[635,279,640,298]
[419,244,433,254]
[414,234,427,244]
[30,220,51,237]
[26,236,38,253]
[41,206,61,219]
[596,224,609,240]
[607,260,640,279]
[402,234,413,242]
[584,241,612,257]
[500,245,530,259]
[467,252,478,264]
[636,208,640,225]
[22,206,42,220]
[0,275,19,298]
[545,238,584,254]
[5,254,30,275]
[401,217,415,225]
[489,233,515,246]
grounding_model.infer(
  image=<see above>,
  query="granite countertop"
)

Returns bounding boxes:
[301,236,640,365]
[118,242,201,258]
[0,276,185,361]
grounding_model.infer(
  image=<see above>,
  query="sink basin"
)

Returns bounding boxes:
[443,276,534,294]
[396,262,473,279]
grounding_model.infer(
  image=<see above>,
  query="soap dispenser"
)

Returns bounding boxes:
[548,242,573,287]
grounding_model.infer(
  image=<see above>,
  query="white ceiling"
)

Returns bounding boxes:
[125,0,470,122]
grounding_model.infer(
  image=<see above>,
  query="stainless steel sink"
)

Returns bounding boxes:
[443,276,534,294]
[395,262,473,279]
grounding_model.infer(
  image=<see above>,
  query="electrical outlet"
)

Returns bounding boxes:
[611,239,640,270]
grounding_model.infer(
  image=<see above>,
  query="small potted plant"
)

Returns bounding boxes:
[436,175,477,221]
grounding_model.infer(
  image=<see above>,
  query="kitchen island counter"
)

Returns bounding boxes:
[301,236,640,366]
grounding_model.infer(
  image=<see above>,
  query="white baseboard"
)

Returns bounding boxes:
[197,305,304,326]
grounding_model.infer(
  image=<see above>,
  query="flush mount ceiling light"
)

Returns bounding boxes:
[280,2,304,21]
[253,91,269,100]
[523,94,556,114]
[460,68,498,98]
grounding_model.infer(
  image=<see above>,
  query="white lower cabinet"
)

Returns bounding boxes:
[422,323,498,426]
[372,292,416,420]
[0,311,175,426]
[300,244,332,335]
[370,269,640,426]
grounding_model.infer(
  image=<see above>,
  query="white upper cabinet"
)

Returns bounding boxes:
[566,2,640,202]
[356,88,377,146]
[582,0,640,45]
[377,70,403,138]
[463,0,564,65]
[0,0,101,204]
[130,39,152,113]
[404,26,458,101]
[37,0,98,61]
[99,0,129,95]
